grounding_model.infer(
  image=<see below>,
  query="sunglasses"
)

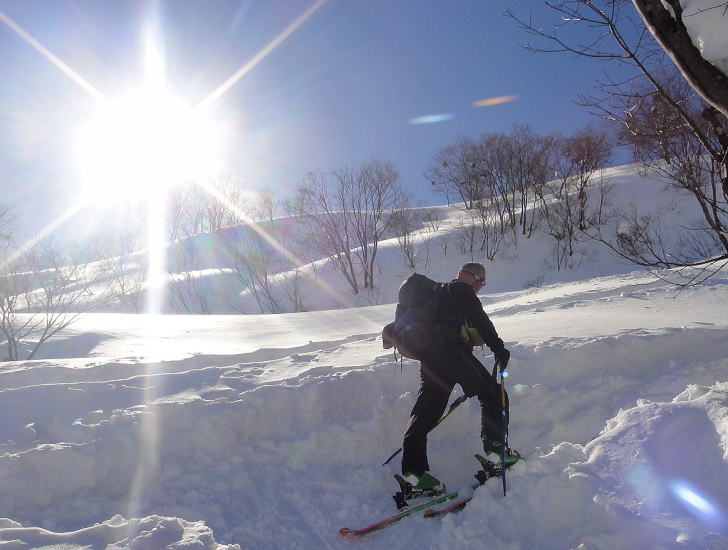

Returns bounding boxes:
[462,270,485,285]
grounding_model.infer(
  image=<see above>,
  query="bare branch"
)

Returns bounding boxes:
[632,0,728,118]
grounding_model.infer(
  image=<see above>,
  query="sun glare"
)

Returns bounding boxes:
[76,83,220,202]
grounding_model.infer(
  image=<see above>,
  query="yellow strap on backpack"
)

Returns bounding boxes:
[466,325,485,347]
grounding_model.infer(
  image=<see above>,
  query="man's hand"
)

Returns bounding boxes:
[495,348,510,370]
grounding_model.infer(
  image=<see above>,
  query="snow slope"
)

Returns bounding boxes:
[2,165,728,549]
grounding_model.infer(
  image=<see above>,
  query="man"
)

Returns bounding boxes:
[401,262,520,491]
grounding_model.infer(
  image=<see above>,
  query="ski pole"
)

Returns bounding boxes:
[499,361,508,497]
[382,394,468,466]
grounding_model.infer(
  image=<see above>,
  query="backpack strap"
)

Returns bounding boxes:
[435,281,466,344]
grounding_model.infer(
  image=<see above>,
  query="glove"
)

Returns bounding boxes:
[382,322,396,349]
[495,348,510,370]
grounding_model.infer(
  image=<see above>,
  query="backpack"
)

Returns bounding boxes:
[382,273,446,360]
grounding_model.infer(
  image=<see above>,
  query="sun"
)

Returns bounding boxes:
[75,82,220,203]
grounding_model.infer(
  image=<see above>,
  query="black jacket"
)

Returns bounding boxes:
[435,279,505,354]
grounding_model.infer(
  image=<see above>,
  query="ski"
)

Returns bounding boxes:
[424,455,503,518]
[339,455,510,537]
[339,489,460,537]
[423,493,472,518]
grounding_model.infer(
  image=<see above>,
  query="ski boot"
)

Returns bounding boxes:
[482,440,523,468]
[393,471,445,509]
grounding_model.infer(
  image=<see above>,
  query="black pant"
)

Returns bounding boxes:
[401,344,509,476]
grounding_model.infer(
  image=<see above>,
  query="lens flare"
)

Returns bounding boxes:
[200,0,329,108]
[409,114,453,125]
[0,201,87,271]
[198,180,353,309]
[473,95,518,108]
[670,481,724,527]
[0,10,104,101]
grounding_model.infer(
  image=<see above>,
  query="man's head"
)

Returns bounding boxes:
[457,262,486,291]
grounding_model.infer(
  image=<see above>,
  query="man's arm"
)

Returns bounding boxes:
[452,282,506,353]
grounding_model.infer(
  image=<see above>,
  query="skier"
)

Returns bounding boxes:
[400,262,520,492]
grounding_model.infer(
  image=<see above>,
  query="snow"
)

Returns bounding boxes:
[2,164,728,549]
[680,1,728,74]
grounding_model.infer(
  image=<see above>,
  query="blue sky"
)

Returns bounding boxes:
[0,0,626,235]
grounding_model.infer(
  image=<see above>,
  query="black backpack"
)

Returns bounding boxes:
[382,273,446,360]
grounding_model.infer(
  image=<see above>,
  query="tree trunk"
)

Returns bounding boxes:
[632,0,728,118]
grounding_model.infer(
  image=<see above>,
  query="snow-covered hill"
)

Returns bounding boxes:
[84,163,709,316]
[1,164,728,549]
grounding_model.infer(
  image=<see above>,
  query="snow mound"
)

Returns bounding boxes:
[571,382,728,548]
[0,514,239,549]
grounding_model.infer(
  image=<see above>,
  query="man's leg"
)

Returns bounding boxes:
[479,379,509,443]
[455,353,510,444]
[401,362,453,476]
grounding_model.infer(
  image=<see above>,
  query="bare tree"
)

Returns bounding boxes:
[389,205,422,272]
[0,203,18,241]
[254,189,278,223]
[531,125,614,269]
[222,224,285,314]
[92,205,146,312]
[200,175,245,233]
[425,138,484,209]
[182,184,207,237]
[166,183,194,243]
[167,239,210,314]
[426,127,559,261]
[594,201,728,286]
[623,73,727,238]
[346,160,404,290]
[0,241,28,360]
[1,239,111,360]
[106,255,145,312]
[293,170,360,294]
[294,159,406,294]
[281,268,307,312]
[474,133,517,236]
[562,125,614,231]
[427,133,516,242]
[507,1,726,196]
[420,209,443,268]
[631,0,728,118]
[475,128,558,240]
[501,125,556,237]
[591,73,728,279]
[168,176,249,240]
[508,0,728,280]
[456,216,480,261]
[472,200,511,261]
